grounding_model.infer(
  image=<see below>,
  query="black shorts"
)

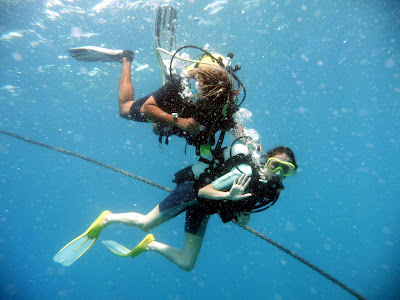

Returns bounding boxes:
[158,182,210,237]
[129,95,151,122]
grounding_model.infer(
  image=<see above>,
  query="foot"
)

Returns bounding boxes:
[130,234,155,258]
[115,50,134,63]
[87,210,112,239]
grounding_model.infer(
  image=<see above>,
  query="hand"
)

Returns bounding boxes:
[152,123,160,135]
[227,173,252,201]
[178,117,204,135]
[236,212,250,226]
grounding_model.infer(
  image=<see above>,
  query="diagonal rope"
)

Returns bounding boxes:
[0,129,172,193]
[0,129,366,300]
[233,222,366,300]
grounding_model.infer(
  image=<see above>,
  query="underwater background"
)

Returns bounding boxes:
[1,0,399,299]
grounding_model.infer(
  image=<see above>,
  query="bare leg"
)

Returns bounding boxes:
[101,206,205,271]
[118,57,135,119]
[102,205,165,232]
[101,183,205,271]
[145,232,204,272]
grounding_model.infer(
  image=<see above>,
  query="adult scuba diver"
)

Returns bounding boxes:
[53,139,298,271]
[68,5,246,157]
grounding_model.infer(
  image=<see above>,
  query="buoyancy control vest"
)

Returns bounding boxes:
[173,144,285,223]
[157,101,237,156]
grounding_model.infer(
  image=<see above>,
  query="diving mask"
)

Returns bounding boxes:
[266,157,295,177]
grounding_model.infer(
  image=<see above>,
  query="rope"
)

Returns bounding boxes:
[0,129,172,193]
[233,222,366,300]
[0,129,366,300]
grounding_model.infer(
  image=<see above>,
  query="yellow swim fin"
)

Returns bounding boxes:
[102,234,155,258]
[53,210,111,266]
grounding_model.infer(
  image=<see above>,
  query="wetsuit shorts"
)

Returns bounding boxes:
[158,182,210,237]
[129,94,151,122]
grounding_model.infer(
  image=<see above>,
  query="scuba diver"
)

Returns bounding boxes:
[68,46,243,156]
[53,141,298,271]
[68,5,247,156]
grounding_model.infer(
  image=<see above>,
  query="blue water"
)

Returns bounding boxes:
[1,0,399,299]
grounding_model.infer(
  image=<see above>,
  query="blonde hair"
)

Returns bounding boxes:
[188,64,240,111]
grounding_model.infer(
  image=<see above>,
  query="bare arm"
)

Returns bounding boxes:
[140,96,203,135]
[198,174,252,201]
[197,184,230,200]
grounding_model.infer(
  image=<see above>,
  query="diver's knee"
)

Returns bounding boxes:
[119,101,134,119]
[180,263,195,272]
[119,108,131,119]
[141,225,151,232]
[179,259,196,272]
[140,220,156,232]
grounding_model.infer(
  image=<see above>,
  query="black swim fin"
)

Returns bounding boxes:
[68,46,134,62]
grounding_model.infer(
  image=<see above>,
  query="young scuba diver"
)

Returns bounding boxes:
[53,142,297,271]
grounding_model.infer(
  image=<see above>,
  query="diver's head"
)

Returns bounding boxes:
[261,146,297,181]
[187,64,239,111]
